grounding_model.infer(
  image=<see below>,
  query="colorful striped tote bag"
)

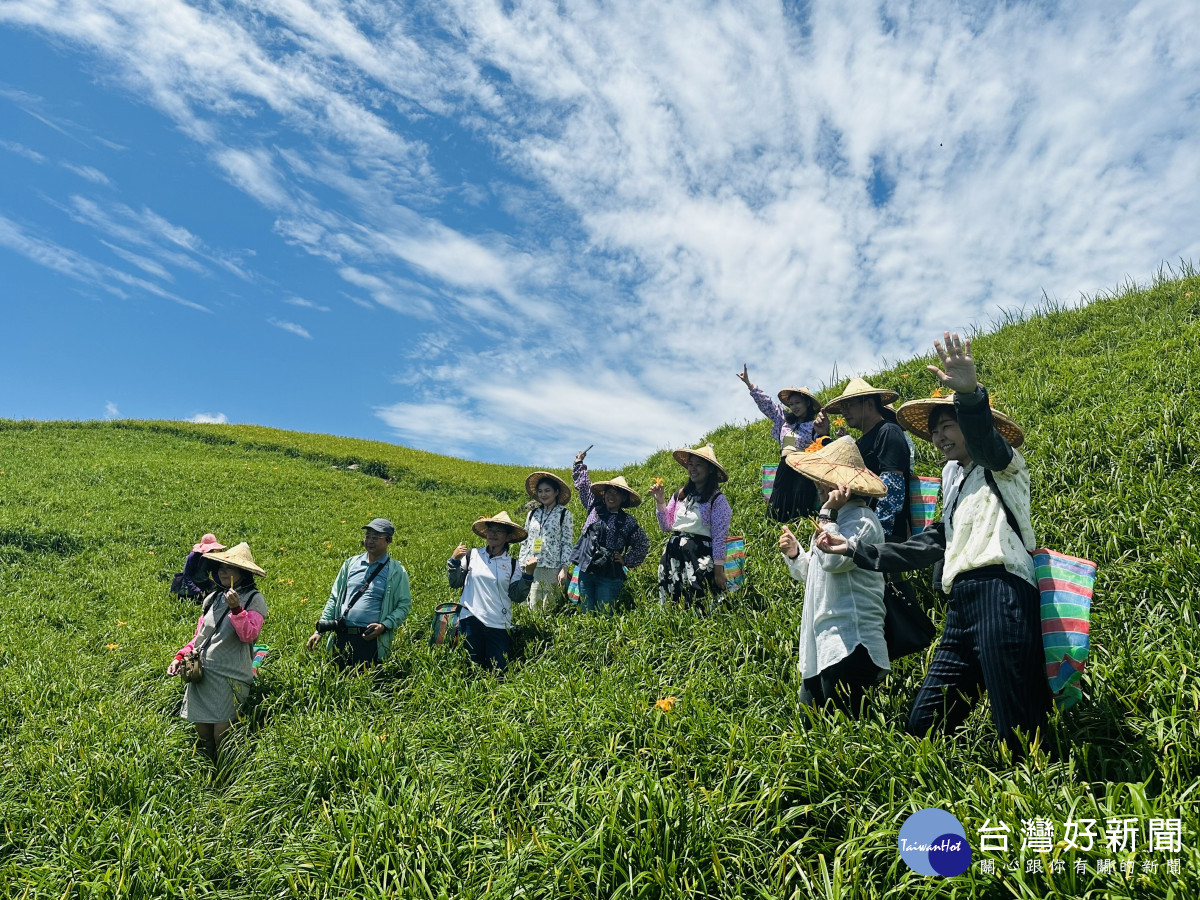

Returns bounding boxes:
[722,536,747,593]
[761,465,777,501]
[566,564,582,604]
[908,476,941,534]
[1034,549,1096,711]
[251,645,269,677]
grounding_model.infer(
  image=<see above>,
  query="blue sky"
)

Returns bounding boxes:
[2,0,1198,467]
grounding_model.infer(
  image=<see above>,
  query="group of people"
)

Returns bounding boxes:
[168,330,1050,762]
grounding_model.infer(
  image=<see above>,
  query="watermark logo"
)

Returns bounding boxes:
[899,808,972,877]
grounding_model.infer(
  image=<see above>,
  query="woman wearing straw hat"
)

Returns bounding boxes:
[777,437,890,716]
[648,444,733,613]
[448,512,536,672]
[736,366,830,521]
[570,448,651,616]
[818,333,1048,751]
[517,472,575,612]
[165,542,268,763]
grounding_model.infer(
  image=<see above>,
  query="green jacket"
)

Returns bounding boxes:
[319,554,412,660]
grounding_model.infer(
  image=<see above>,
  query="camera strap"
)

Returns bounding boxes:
[340,559,388,617]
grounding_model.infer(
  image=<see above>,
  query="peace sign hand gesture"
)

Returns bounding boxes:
[736,364,754,389]
[927,331,979,395]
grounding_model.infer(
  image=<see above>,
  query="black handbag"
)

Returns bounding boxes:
[882,577,936,659]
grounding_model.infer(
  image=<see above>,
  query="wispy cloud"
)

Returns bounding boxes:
[186,412,228,424]
[0,214,209,311]
[104,401,120,419]
[61,162,112,185]
[268,317,312,339]
[283,296,330,312]
[0,139,46,163]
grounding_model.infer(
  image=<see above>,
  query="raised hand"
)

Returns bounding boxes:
[648,481,667,505]
[823,483,852,511]
[737,364,754,388]
[928,331,979,394]
[813,410,830,437]
[523,557,538,575]
[778,525,801,559]
[452,543,469,560]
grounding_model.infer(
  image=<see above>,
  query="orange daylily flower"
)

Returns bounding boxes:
[655,696,677,712]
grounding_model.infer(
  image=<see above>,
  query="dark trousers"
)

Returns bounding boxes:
[801,644,882,718]
[907,567,1049,750]
[458,615,510,673]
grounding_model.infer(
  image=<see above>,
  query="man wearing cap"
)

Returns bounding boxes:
[818,333,1048,752]
[448,512,537,672]
[571,447,651,615]
[307,518,412,667]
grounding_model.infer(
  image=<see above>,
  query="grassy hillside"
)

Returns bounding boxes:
[2,269,1199,898]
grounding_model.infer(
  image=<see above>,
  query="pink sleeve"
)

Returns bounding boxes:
[656,496,677,532]
[175,614,205,658]
[231,609,264,643]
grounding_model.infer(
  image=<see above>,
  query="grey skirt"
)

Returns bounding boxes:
[181,673,253,724]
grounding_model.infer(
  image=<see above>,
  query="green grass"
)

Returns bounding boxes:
[2,267,1200,898]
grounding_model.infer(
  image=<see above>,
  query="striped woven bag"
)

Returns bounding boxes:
[1033,550,1095,710]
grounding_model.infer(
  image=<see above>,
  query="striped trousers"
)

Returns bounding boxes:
[906,565,1049,750]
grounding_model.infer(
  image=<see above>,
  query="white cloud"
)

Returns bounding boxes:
[5,0,1200,462]
[283,296,330,312]
[213,147,291,209]
[61,162,112,185]
[0,139,46,163]
[105,401,119,419]
[186,412,229,424]
[268,317,312,339]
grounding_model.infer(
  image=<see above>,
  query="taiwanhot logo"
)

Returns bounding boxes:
[898,808,972,877]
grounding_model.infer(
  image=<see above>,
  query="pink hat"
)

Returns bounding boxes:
[192,533,226,554]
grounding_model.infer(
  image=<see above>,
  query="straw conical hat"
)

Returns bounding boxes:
[589,475,642,508]
[897,396,1025,449]
[472,511,529,542]
[821,378,900,414]
[205,542,266,576]
[671,444,728,482]
[784,436,887,498]
[524,471,571,506]
[777,386,822,413]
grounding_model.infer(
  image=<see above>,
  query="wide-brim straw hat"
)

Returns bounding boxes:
[784,436,887,498]
[589,475,642,508]
[524,471,571,506]
[671,444,729,483]
[777,386,822,414]
[472,510,529,542]
[205,542,266,576]
[192,533,226,554]
[821,377,900,414]
[897,396,1025,449]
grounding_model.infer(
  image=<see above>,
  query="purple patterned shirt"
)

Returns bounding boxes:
[750,385,818,453]
[572,461,650,569]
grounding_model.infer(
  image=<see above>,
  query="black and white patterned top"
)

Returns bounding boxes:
[518,504,575,571]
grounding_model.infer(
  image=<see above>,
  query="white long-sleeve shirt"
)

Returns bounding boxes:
[783,500,889,679]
